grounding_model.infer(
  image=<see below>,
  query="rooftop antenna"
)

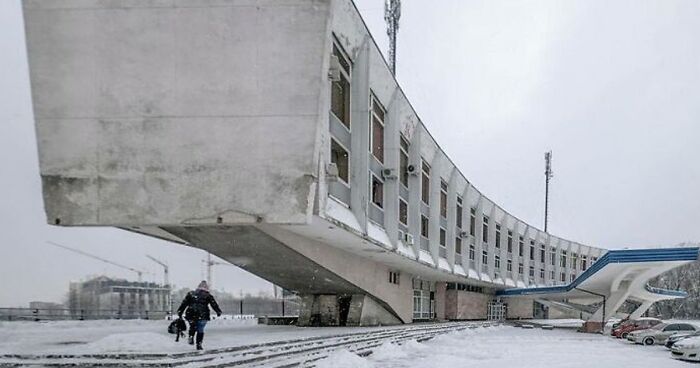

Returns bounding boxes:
[384,0,401,75]
[544,151,554,233]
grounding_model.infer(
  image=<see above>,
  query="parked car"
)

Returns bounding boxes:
[612,317,662,339]
[671,335,700,362]
[665,330,700,349]
[627,322,699,345]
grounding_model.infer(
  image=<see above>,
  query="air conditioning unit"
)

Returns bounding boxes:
[328,55,341,82]
[407,164,419,176]
[459,231,469,239]
[326,163,339,182]
[382,168,398,179]
[404,233,415,245]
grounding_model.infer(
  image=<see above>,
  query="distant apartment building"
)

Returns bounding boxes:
[68,276,171,319]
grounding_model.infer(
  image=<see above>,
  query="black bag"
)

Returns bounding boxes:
[168,318,188,342]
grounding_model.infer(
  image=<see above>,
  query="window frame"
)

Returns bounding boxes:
[330,138,350,186]
[370,174,384,209]
[330,41,352,129]
[369,93,385,163]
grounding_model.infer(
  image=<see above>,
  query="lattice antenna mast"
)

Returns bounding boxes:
[384,0,401,75]
[544,151,554,233]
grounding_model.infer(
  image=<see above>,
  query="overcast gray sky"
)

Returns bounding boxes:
[1,0,699,307]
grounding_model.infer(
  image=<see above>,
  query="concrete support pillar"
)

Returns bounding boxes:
[407,129,423,256]
[383,90,401,249]
[350,38,371,234]
[297,294,401,327]
[629,300,654,320]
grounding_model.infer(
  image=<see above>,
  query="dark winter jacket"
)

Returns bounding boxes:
[177,289,222,321]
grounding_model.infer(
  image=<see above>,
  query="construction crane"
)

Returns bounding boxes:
[146,254,169,286]
[146,254,173,318]
[202,252,233,289]
[48,241,148,282]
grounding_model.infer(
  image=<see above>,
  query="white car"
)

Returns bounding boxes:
[627,322,699,345]
[671,335,700,362]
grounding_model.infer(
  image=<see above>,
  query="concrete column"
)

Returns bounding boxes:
[428,153,442,265]
[522,227,531,286]
[474,198,485,277]
[407,129,423,256]
[445,170,458,269]
[383,90,401,248]
[629,300,654,319]
[434,282,446,320]
[349,38,371,234]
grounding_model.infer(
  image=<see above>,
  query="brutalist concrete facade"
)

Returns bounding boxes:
[24,0,606,325]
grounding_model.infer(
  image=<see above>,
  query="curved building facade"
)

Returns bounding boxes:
[23,0,693,326]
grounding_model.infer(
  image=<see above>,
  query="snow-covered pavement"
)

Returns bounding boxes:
[317,325,689,368]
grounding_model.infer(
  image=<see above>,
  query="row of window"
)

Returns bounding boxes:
[329,39,600,280]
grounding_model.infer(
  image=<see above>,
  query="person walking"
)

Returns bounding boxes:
[177,280,222,350]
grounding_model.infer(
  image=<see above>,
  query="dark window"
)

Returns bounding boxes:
[507,230,513,253]
[495,223,501,248]
[529,266,535,277]
[519,236,524,257]
[482,250,488,265]
[399,199,408,225]
[330,139,349,183]
[456,197,463,228]
[469,242,475,260]
[421,161,430,204]
[529,240,535,261]
[507,259,512,272]
[482,216,489,243]
[371,175,383,208]
[540,268,545,280]
[399,136,409,187]
[369,94,385,163]
[540,244,545,263]
[469,208,476,236]
[440,180,448,218]
[421,215,429,238]
[518,263,524,274]
[331,44,351,128]
[495,255,501,268]
[439,228,446,246]
[455,237,462,254]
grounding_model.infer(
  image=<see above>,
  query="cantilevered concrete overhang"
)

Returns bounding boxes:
[496,247,699,322]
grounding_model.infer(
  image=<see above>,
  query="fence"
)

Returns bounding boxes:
[0,298,301,322]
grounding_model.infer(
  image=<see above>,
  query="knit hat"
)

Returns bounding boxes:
[197,280,209,291]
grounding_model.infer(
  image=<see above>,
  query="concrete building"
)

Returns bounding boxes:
[22,0,697,326]
[68,276,171,319]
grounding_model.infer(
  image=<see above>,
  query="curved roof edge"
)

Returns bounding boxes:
[496,247,699,297]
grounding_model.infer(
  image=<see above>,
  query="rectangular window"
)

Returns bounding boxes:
[469,241,475,260]
[494,255,501,269]
[529,266,535,277]
[439,228,446,246]
[371,175,383,209]
[399,198,408,225]
[529,240,535,261]
[581,256,588,271]
[540,268,545,280]
[399,135,409,188]
[482,216,489,243]
[331,44,351,128]
[389,271,400,285]
[518,263,524,275]
[421,161,430,204]
[455,237,462,254]
[369,94,385,163]
[456,196,463,228]
[560,272,566,282]
[330,139,349,184]
[440,180,448,218]
[469,208,476,236]
[550,270,555,280]
[540,244,545,263]
[421,215,429,238]
[482,250,488,265]
[507,230,513,253]
[550,248,556,266]
[495,223,501,248]
[571,253,578,269]
[570,274,576,282]
[518,236,524,257]
[561,251,567,268]
[507,259,513,272]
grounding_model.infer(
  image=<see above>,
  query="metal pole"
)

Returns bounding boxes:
[544,151,553,233]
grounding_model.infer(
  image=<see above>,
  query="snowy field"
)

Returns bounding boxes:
[0,318,393,355]
[317,325,692,368]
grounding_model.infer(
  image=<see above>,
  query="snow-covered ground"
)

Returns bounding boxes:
[0,318,397,355]
[316,325,690,368]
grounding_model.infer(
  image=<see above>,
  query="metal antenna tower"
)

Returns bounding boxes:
[384,0,401,75]
[544,151,554,233]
